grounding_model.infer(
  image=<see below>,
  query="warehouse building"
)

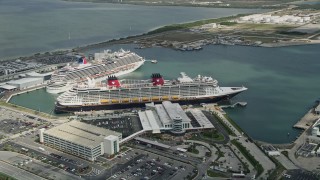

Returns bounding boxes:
[39,121,122,161]
[26,71,52,81]
[7,78,43,90]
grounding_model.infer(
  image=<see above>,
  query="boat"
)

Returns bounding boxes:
[46,49,145,94]
[151,60,158,64]
[54,72,247,113]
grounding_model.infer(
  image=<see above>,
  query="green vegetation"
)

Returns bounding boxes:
[220,21,237,26]
[202,129,225,141]
[278,31,308,35]
[231,140,264,177]
[206,170,228,178]
[268,156,286,180]
[188,144,199,154]
[147,14,246,34]
[212,112,236,136]
[281,151,289,158]
[0,172,17,180]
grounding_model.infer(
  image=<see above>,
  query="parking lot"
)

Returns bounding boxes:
[81,115,142,138]
[285,169,320,180]
[0,107,47,135]
[0,151,81,180]
[105,145,196,180]
[0,142,92,177]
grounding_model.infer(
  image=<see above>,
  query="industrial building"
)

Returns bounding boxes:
[138,101,214,135]
[39,121,122,161]
[238,14,311,24]
[26,71,52,81]
[6,78,43,90]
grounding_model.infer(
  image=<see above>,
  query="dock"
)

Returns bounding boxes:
[220,102,247,108]
[293,109,319,130]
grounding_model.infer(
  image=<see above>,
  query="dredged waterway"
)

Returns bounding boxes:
[10,44,320,144]
[0,0,262,59]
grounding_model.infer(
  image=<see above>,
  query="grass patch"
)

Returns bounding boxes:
[0,172,17,180]
[281,151,289,158]
[207,170,228,178]
[220,21,237,26]
[202,129,225,141]
[278,31,308,35]
[188,144,199,154]
[231,140,264,177]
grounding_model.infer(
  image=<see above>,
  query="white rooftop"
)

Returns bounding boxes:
[104,135,118,141]
[189,109,214,129]
[44,121,121,148]
[138,110,161,133]
[8,78,42,85]
[27,71,53,77]
[0,84,17,90]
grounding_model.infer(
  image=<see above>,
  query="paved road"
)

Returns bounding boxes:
[185,140,219,180]
[276,154,298,170]
[213,110,275,179]
[0,160,45,180]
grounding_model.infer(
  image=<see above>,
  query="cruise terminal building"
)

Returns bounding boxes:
[39,121,122,161]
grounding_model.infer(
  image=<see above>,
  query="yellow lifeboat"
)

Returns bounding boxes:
[132,97,140,102]
[100,99,109,103]
[152,96,160,100]
[162,96,169,100]
[142,97,149,101]
[111,99,119,103]
[122,98,130,103]
[172,96,179,99]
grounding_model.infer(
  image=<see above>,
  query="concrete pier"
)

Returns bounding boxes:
[293,109,319,130]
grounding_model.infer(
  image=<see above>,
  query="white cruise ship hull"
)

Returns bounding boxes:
[47,60,144,94]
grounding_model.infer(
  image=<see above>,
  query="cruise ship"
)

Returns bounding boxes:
[54,72,247,113]
[46,49,145,94]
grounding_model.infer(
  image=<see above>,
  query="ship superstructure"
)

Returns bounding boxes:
[46,49,145,94]
[55,72,247,113]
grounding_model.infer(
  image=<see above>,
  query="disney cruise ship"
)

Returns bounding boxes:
[46,49,145,94]
[54,72,247,113]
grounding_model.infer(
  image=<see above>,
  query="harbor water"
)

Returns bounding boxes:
[10,44,320,144]
[0,0,262,59]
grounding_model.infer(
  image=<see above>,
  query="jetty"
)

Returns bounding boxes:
[293,109,319,130]
[220,102,247,108]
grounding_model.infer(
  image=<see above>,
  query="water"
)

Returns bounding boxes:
[10,88,58,115]
[10,44,320,144]
[0,0,262,59]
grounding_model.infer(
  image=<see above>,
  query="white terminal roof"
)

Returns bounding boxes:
[138,110,161,133]
[189,109,214,129]
[8,78,42,85]
[155,104,171,124]
[162,101,191,122]
[44,121,121,149]
[0,84,17,90]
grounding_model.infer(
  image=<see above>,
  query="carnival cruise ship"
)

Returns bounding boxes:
[46,49,145,94]
[55,72,247,113]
